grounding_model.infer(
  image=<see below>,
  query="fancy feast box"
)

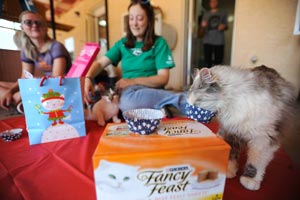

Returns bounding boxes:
[92,120,230,200]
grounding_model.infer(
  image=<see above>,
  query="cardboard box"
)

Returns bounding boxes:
[93,120,230,200]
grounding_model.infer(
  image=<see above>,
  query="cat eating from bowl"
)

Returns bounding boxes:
[187,65,297,190]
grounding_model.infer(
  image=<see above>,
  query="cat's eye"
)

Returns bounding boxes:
[206,82,220,93]
[123,176,130,181]
[108,174,116,179]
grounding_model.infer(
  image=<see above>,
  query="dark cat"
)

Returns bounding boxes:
[187,65,297,190]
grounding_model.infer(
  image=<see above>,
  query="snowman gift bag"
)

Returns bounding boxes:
[18,76,86,145]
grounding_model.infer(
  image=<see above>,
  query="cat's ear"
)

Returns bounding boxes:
[191,68,200,80]
[109,88,114,94]
[107,88,115,101]
[199,68,211,82]
[200,68,217,84]
[99,160,110,169]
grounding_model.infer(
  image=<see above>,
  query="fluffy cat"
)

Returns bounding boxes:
[94,160,147,200]
[187,65,297,190]
[85,89,121,126]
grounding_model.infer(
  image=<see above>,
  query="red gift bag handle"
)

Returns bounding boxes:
[40,76,64,86]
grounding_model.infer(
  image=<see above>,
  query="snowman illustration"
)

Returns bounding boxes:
[35,89,80,143]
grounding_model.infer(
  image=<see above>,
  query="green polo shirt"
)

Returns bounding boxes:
[105,36,175,79]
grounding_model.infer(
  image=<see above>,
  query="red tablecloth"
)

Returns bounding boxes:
[0,116,299,200]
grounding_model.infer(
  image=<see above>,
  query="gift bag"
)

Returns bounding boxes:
[66,43,100,78]
[18,76,86,145]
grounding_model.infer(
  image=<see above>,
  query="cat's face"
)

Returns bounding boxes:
[106,88,119,103]
[187,68,222,111]
[94,160,139,191]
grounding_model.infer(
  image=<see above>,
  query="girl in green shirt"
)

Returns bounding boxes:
[84,0,186,115]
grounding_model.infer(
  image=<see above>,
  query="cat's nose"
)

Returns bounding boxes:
[186,94,195,105]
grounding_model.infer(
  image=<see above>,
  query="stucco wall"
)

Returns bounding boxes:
[55,0,104,56]
[232,0,300,92]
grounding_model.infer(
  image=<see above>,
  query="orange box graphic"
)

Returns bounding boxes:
[93,120,230,200]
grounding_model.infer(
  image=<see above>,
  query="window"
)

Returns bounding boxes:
[0,19,21,50]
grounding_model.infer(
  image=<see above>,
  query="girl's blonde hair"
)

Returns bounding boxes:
[19,11,52,60]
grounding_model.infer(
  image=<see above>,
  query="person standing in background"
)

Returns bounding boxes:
[201,0,228,68]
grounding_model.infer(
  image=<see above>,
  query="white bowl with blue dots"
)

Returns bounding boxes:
[0,128,23,142]
[185,103,216,123]
[123,108,163,135]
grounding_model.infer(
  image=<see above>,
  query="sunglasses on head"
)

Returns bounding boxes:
[131,0,150,5]
[22,19,44,27]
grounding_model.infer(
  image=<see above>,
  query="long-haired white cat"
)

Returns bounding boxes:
[187,65,297,190]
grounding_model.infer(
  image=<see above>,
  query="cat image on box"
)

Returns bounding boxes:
[94,160,147,200]
[187,65,297,190]
[85,89,121,126]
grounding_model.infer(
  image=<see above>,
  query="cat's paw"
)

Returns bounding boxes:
[114,119,121,123]
[226,159,238,178]
[112,117,121,123]
[240,176,261,190]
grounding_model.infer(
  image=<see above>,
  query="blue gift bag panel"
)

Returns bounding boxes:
[18,77,86,145]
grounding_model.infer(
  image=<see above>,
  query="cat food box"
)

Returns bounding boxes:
[92,119,230,200]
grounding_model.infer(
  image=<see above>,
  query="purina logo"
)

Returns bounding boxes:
[137,165,194,197]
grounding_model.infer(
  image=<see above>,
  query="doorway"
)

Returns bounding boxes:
[92,1,119,87]
[93,1,109,57]
[185,0,235,85]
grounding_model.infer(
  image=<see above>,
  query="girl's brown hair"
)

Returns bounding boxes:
[125,0,156,52]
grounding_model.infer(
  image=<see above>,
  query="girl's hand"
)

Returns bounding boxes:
[0,91,13,110]
[201,20,207,28]
[115,78,135,91]
[218,24,227,31]
[84,77,95,105]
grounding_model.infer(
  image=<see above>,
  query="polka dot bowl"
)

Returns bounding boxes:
[0,128,23,142]
[185,103,216,123]
[122,108,164,135]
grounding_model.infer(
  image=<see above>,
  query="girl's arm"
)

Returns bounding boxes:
[84,56,112,104]
[52,57,67,76]
[116,68,170,90]
[0,62,34,110]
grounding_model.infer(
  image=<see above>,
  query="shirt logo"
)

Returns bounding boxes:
[166,55,174,65]
[38,57,51,71]
[132,48,142,56]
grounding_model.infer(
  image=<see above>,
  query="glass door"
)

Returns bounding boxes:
[185,0,235,85]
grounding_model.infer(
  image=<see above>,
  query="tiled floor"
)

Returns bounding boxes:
[1,105,299,169]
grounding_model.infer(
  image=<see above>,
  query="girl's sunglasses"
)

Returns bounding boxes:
[22,19,44,27]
